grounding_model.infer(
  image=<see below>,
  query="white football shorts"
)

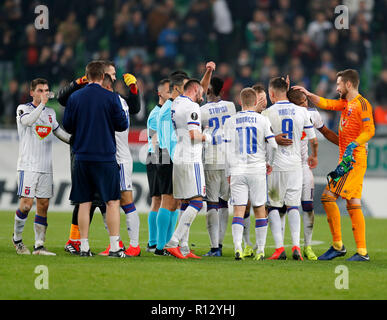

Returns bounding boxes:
[17,170,53,199]
[173,162,206,200]
[267,169,302,208]
[301,165,314,202]
[204,169,230,202]
[119,162,133,192]
[230,174,267,207]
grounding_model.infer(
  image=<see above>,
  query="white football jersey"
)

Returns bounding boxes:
[115,96,132,164]
[16,103,59,173]
[201,100,236,170]
[224,110,275,175]
[171,95,203,164]
[262,100,316,171]
[301,108,324,166]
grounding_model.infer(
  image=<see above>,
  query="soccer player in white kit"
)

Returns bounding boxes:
[201,76,236,257]
[224,88,278,261]
[262,77,317,261]
[13,78,71,255]
[98,74,141,257]
[164,79,212,259]
[287,88,339,260]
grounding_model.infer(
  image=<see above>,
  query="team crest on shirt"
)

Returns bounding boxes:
[35,125,52,139]
[301,131,306,140]
[48,115,52,123]
[24,187,30,195]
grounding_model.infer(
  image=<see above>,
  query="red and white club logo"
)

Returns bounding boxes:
[25,187,31,195]
[48,115,52,123]
[35,125,52,139]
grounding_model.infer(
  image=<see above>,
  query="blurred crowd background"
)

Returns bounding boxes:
[1,0,387,135]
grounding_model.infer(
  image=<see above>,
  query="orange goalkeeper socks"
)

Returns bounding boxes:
[69,224,80,241]
[347,204,367,256]
[321,194,343,250]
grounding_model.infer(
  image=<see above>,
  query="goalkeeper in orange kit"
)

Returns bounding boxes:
[293,69,375,261]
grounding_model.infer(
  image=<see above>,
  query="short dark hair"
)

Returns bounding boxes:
[287,88,306,105]
[169,70,189,78]
[210,77,224,96]
[240,87,257,107]
[102,73,114,89]
[269,77,288,92]
[337,69,360,88]
[184,79,201,92]
[158,78,170,88]
[170,74,189,92]
[30,78,49,91]
[86,61,105,81]
[252,83,265,94]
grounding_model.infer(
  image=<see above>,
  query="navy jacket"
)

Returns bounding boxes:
[63,83,128,162]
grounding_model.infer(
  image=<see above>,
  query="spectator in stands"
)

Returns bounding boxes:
[307,11,332,49]
[84,14,104,62]
[158,19,179,59]
[269,12,291,68]
[58,11,81,47]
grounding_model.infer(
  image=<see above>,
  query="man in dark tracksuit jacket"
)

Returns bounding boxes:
[63,61,129,258]
[59,61,141,255]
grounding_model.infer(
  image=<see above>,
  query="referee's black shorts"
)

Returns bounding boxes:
[146,152,161,197]
[156,148,173,195]
[70,160,121,203]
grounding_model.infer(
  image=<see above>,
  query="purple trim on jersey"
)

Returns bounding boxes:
[255,218,268,228]
[317,124,325,130]
[232,217,244,226]
[180,95,193,102]
[53,124,60,131]
[287,206,299,212]
[19,113,30,118]
[187,122,200,126]
[277,101,291,104]
[304,125,314,129]
[265,135,275,139]
[34,215,47,226]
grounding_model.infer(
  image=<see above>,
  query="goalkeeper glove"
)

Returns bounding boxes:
[327,158,354,183]
[76,75,88,86]
[123,73,138,94]
[342,141,358,164]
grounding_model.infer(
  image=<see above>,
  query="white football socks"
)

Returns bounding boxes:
[232,223,244,252]
[109,235,120,252]
[255,219,268,254]
[268,209,284,249]
[303,210,314,247]
[126,211,140,247]
[218,207,229,247]
[288,208,301,247]
[280,212,286,242]
[80,238,90,252]
[167,205,198,248]
[243,215,253,247]
[206,208,219,248]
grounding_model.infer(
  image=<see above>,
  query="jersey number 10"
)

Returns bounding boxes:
[236,126,257,154]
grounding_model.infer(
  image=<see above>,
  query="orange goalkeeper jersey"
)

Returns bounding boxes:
[317,94,375,165]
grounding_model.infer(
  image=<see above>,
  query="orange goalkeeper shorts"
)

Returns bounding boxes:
[325,164,367,200]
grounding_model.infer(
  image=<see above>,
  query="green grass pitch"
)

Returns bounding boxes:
[1,210,387,300]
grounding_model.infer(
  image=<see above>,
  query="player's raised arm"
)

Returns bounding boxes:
[354,98,375,146]
[200,61,216,95]
[122,73,141,115]
[57,76,88,107]
[19,91,48,126]
[292,85,346,111]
